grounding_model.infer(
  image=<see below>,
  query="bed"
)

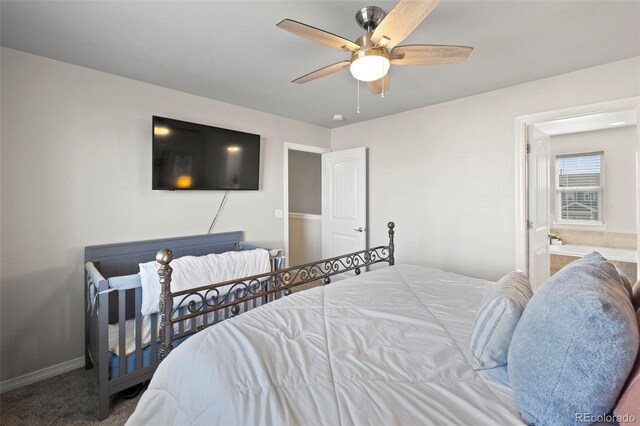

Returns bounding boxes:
[126,223,524,425]
[127,264,521,425]
[127,223,640,426]
[84,231,282,420]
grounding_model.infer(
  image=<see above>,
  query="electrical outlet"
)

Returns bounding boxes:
[275,209,283,219]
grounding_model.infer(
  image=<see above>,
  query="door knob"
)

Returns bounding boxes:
[353,227,364,232]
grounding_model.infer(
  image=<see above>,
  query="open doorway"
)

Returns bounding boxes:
[283,143,328,268]
[516,98,640,290]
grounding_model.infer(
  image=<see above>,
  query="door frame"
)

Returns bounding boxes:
[283,142,330,268]
[514,96,640,276]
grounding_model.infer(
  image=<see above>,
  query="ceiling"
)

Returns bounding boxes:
[1,1,639,129]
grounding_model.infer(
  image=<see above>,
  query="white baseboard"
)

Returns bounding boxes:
[0,356,85,394]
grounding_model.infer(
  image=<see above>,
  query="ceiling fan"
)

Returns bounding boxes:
[276,0,473,96]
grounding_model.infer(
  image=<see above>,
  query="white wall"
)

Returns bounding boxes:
[330,57,640,281]
[549,126,637,233]
[0,47,330,382]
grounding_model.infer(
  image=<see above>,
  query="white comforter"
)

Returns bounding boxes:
[138,248,270,315]
[127,265,523,425]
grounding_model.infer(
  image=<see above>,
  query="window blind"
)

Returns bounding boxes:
[556,152,603,188]
[555,152,603,223]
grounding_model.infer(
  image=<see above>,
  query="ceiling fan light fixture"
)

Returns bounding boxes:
[350,48,390,82]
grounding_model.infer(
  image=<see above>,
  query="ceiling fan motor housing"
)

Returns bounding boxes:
[351,46,390,65]
[355,6,386,32]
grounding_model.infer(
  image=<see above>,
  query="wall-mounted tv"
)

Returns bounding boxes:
[152,116,260,190]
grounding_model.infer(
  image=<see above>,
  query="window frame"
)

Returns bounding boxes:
[554,151,605,226]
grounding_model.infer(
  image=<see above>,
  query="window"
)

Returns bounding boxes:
[555,151,604,224]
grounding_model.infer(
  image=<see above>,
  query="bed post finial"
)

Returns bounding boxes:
[157,249,174,361]
[387,222,395,266]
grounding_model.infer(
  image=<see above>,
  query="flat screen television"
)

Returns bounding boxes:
[152,116,260,190]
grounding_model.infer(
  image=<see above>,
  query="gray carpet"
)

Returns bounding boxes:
[0,368,142,425]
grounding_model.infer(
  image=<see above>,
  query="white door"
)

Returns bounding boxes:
[322,147,367,259]
[528,125,551,290]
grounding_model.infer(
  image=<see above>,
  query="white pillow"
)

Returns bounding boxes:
[470,271,533,370]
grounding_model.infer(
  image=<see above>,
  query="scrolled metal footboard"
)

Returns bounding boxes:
[158,221,395,360]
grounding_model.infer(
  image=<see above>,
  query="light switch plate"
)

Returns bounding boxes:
[275,209,283,218]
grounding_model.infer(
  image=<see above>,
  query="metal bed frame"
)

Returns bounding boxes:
[156,222,395,359]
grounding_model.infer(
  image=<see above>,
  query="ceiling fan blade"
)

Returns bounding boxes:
[367,74,390,95]
[390,44,473,65]
[292,60,351,84]
[371,0,441,50]
[277,19,359,52]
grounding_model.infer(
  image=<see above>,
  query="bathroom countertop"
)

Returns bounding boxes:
[549,244,638,263]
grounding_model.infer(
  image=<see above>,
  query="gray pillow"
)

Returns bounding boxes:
[614,265,635,308]
[631,278,640,311]
[508,252,639,426]
[470,271,532,369]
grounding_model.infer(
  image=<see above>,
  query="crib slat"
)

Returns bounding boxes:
[151,313,158,362]
[224,292,231,320]
[178,307,184,336]
[205,310,210,327]
[202,306,209,328]
[209,295,216,325]
[118,290,126,378]
[134,288,143,370]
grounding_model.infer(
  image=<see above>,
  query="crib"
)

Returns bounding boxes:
[84,231,281,420]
